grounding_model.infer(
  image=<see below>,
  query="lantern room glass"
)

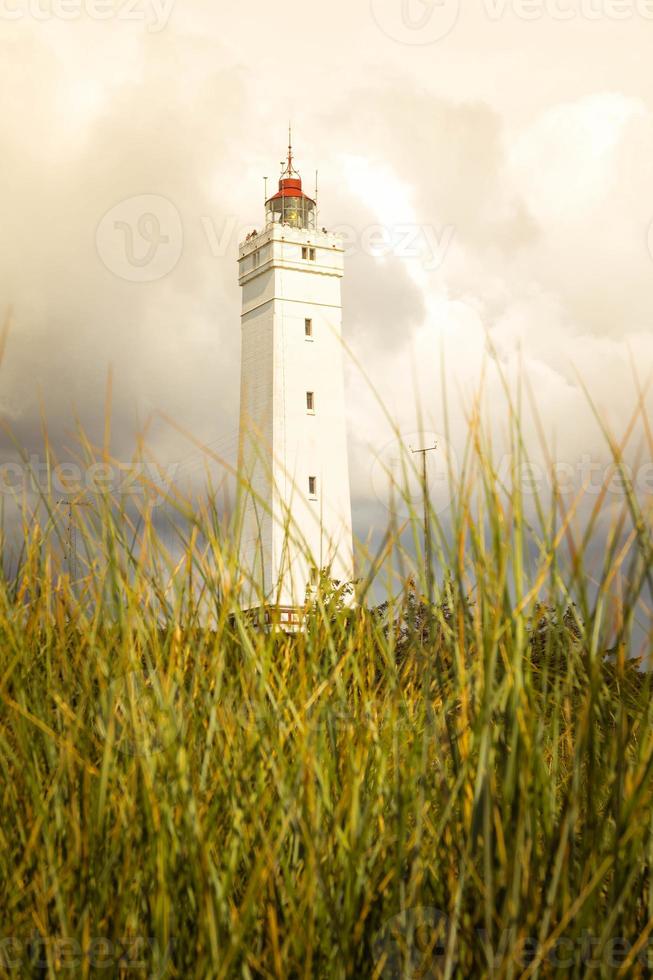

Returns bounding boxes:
[266,195,317,231]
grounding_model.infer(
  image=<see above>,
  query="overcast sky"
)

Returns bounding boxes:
[1,0,652,541]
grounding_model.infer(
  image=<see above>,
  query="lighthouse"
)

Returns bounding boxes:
[237,139,354,625]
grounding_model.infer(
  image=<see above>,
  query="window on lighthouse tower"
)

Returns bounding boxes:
[308,476,317,498]
[306,391,315,413]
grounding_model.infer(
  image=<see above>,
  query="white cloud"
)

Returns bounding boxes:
[509,93,647,220]
[0,8,651,540]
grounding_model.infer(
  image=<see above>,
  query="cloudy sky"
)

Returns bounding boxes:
[1,0,652,541]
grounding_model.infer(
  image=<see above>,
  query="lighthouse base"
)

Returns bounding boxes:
[241,604,305,633]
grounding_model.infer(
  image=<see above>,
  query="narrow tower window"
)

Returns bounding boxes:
[309,247,316,261]
[308,476,317,497]
[305,318,313,339]
[306,391,315,413]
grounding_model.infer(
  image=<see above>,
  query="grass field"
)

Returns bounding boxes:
[1,383,652,978]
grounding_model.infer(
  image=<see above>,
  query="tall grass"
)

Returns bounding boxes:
[0,381,652,978]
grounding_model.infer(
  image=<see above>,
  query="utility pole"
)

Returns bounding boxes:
[58,498,89,584]
[410,442,437,603]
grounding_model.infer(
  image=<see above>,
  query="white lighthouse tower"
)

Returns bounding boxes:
[237,138,354,625]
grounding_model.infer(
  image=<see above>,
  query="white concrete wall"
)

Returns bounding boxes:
[237,224,354,609]
[238,303,274,600]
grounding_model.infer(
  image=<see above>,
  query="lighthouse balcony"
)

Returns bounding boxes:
[239,222,343,256]
[238,223,345,285]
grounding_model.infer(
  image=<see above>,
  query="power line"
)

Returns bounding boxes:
[410,442,438,603]
[57,498,90,584]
